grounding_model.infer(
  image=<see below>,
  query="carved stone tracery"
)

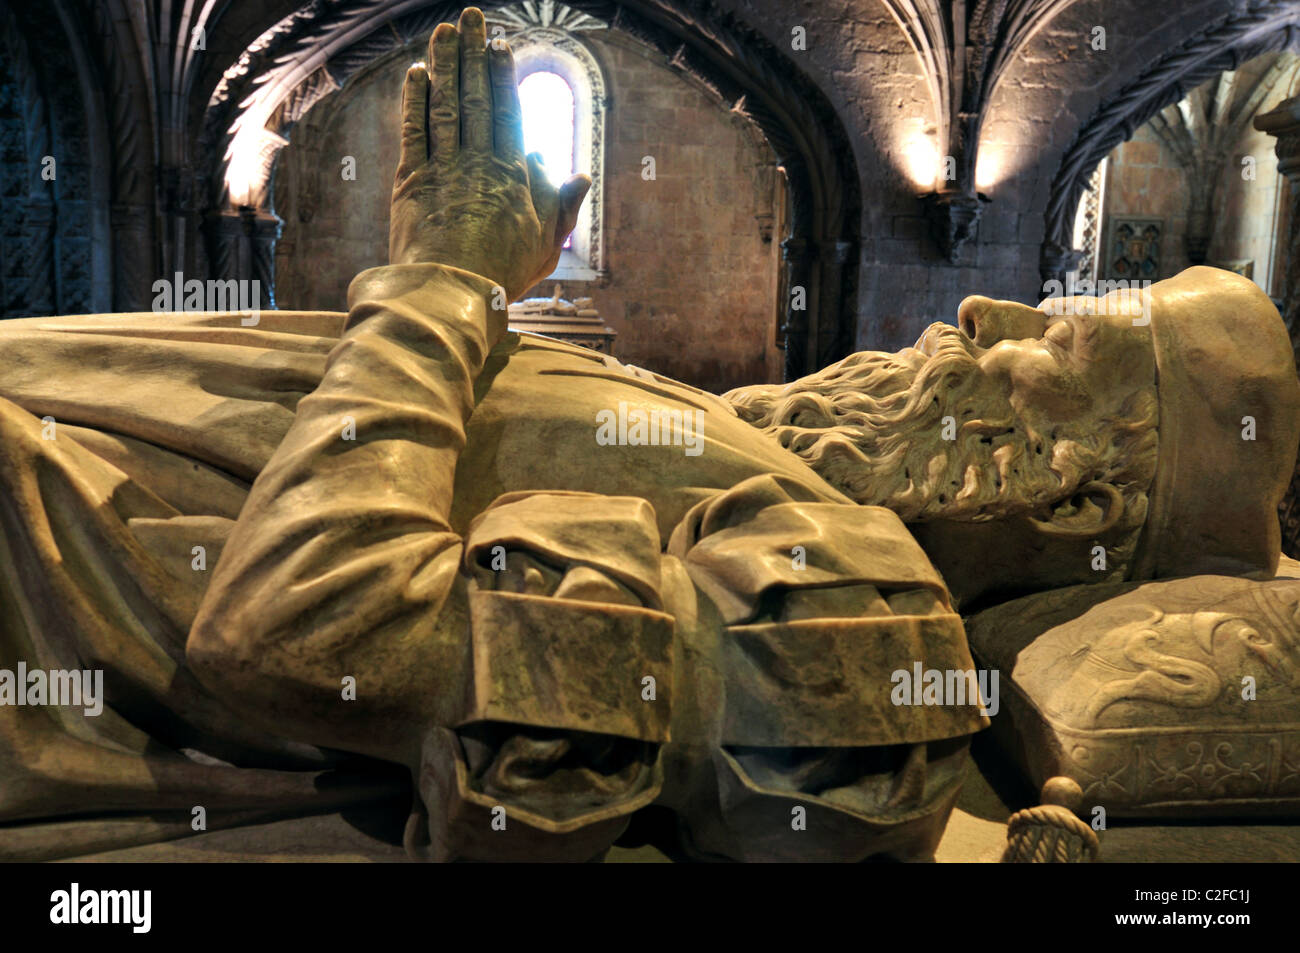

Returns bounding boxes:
[0,0,113,317]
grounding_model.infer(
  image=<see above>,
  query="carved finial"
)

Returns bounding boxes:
[1041,776,1084,810]
[1001,776,1100,863]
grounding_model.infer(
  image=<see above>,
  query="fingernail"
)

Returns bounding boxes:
[433,23,455,41]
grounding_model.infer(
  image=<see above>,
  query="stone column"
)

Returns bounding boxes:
[780,236,814,381]
[110,202,153,312]
[242,207,283,310]
[21,198,55,316]
[816,240,854,366]
[1256,98,1300,348]
[201,206,283,310]
[1253,97,1300,557]
[1039,240,1083,294]
[202,208,250,283]
[1185,183,1214,266]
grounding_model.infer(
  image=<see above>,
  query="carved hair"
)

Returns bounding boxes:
[727,325,1158,566]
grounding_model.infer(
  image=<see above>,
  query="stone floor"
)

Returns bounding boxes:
[65,736,1300,862]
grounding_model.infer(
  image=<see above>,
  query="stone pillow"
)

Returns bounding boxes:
[965,557,1300,818]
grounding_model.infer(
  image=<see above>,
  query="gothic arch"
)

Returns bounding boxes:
[1040,4,1300,287]
[198,0,862,380]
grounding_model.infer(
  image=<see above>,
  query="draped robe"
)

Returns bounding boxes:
[0,265,982,861]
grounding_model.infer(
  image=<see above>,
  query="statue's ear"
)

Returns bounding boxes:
[1025,481,1124,539]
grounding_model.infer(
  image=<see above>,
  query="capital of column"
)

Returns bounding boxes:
[1254,96,1300,180]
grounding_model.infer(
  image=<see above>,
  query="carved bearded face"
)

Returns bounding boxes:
[727,292,1160,529]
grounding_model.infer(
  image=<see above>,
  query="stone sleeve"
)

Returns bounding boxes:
[187,263,504,765]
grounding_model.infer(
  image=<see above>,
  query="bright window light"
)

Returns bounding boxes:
[518,70,576,187]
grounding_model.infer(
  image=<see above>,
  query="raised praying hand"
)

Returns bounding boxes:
[387,6,591,305]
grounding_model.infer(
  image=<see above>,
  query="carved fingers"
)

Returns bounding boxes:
[556,174,592,246]
[457,8,492,153]
[489,38,525,164]
[405,9,528,174]
[388,6,590,286]
[396,62,429,183]
[428,22,460,163]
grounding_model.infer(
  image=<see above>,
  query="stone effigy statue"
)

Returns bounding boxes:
[507,284,617,354]
[2,8,1298,862]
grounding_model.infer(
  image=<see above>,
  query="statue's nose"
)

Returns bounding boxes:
[957,295,1047,348]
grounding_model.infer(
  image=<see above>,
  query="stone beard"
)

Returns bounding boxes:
[725,323,1159,549]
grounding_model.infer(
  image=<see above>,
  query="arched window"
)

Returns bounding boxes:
[518,71,577,250]
[518,71,576,182]
[490,7,607,280]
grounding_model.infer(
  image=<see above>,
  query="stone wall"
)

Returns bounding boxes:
[271,62,399,314]
[1211,121,1286,296]
[1100,127,1192,280]
[271,28,784,394]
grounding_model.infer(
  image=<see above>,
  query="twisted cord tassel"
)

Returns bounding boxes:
[1001,777,1101,863]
